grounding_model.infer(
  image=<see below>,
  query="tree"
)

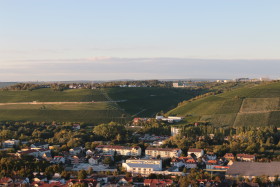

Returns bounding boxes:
[103,157,113,166]
[77,170,87,179]
[93,122,125,140]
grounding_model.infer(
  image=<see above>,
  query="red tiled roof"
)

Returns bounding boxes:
[237,154,255,159]
[188,148,203,152]
[146,147,180,151]
[0,177,12,184]
[144,179,173,185]
[224,153,234,158]
[96,145,139,150]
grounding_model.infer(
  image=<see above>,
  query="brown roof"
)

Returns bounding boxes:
[146,147,180,151]
[226,162,280,177]
[236,154,255,159]
[96,145,139,150]
[188,148,203,152]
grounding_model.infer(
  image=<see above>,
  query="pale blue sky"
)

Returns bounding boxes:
[0,0,280,81]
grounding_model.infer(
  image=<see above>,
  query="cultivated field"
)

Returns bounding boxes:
[0,87,198,123]
[167,81,280,127]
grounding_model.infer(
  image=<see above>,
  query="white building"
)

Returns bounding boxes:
[171,127,181,136]
[51,156,65,164]
[69,147,83,155]
[188,148,204,158]
[122,159,162,176]
[145,147,182,158]
[96,145,141,156]
[88,157,99,165]
[3,139,20,148]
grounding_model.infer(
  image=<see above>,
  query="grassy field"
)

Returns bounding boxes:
[167,81,280,127]
[0,88,107,102]
[0,87,199,123]
[106,87,198,117]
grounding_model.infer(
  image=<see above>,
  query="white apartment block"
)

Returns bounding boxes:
[122,159,162,176]
[96,145,141,156]
[145,147,182,158]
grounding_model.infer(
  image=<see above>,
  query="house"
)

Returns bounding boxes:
[0,177,13,186]
[42,152,52,161]
[144,179,173,186]
[51,156,65,164]
[31,142,49,149]
[236,154,255,162]
[226,162,280,181]
[89,157,99,165]
[206,160,219,170]
[185,159,197,169]
[224,153,235,160]
[71,156,85,165]
[2,139,20,148]
[170,158,185,168]
[86,149,94,156]
[37,148,51,157]
[205,152,217,160]
[145,147,182,158]
[72,124,80,130]
[118,177,133,185]
[171,127,181,136]
[69,147,83,155]
[122,159,162,176]
[16,149,39,158]
[66,179,98,187]
[96,145,141,156]
[188,148,204,158]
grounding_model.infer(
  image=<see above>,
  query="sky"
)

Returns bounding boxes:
[0,0,280,81]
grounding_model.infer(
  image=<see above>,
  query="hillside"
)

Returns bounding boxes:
[167,81,280,127]
[0,87,199,124]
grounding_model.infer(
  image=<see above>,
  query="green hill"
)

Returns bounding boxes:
[167,82,280,127]
[0,87,198,124]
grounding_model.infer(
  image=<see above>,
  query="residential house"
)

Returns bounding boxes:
[118,177,133,185]
[236,154,255,162]
[42,152,52,161]
[69,147,83,155]
[185,159,197,169]
[72,124,80,130]
[224,153,235,160]
[171,127,181,136]
[145,147,182,158]
[205,152,217,160]
[16,149,39,158]
[86,149,94,156]
[71,156,85,165]
[31,142,49,149]
[206,160,219,170]
[96,145,141,156]
[170,158,185,168]
[144,179,173,186]
[51,156,65,164]
[2,139,20,148]
[188,148,204,158]
[122,159,162,176]
[0,177,13,186]
[89,157,99,165]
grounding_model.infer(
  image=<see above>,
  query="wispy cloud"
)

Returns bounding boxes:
[0,57,279,81]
